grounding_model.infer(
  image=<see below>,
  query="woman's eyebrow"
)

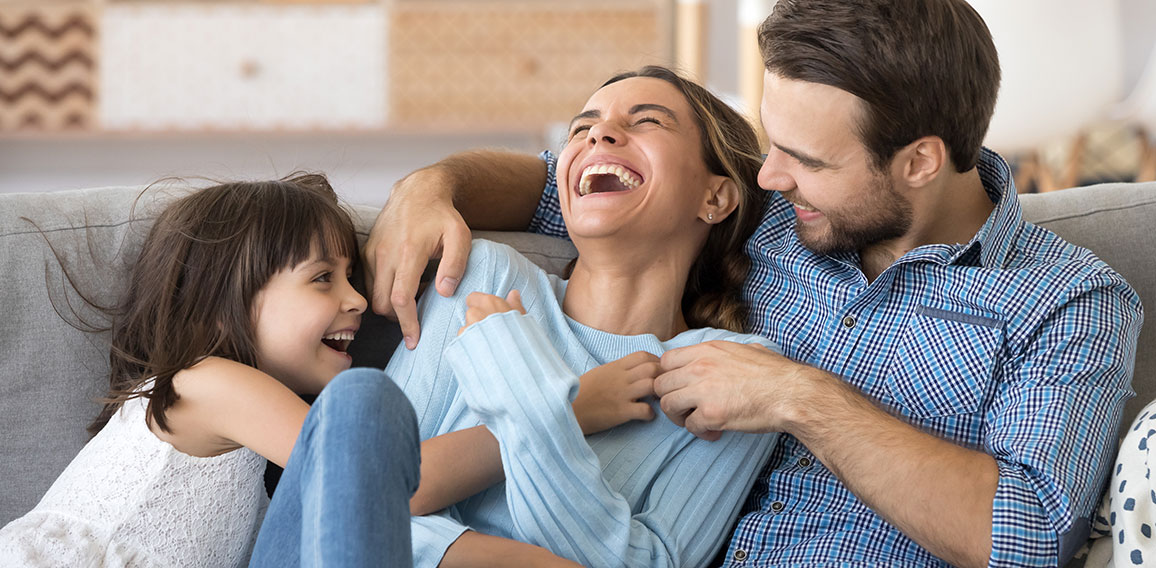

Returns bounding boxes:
[568,109,601,129]
[629,104,678,123]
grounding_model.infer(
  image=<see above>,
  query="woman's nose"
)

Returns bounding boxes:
[587,121,622,146]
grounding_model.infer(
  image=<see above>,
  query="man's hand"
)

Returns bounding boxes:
[572,351,660,435]
[458,290,527,335]
[655,341,812,440]
[363,167,472,349]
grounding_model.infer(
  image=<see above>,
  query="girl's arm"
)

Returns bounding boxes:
[444,312,779,567]
[161,356,309,468]
[412,426,502,515]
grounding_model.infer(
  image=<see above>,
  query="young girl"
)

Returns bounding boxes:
[0,175,420,566]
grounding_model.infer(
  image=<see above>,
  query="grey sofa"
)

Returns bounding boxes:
[1,182,1154,552]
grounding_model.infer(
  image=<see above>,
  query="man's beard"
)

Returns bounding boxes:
[794,174,913,256]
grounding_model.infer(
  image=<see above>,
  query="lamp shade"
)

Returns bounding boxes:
[967,0,1124,154]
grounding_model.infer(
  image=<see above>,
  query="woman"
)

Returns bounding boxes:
[393,66,780,567]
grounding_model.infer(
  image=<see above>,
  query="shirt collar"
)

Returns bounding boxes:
[952,147,1022,268]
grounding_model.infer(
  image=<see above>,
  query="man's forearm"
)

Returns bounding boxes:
[786,370,997,568]
[417,149,547,231]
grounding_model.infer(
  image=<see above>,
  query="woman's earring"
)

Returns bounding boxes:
[707,213,714,222]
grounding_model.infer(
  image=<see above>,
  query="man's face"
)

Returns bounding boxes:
[757,72,912,256]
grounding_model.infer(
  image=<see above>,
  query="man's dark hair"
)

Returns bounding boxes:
[758,0,1001,172]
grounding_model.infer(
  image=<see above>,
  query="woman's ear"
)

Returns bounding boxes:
[700,177,739,224]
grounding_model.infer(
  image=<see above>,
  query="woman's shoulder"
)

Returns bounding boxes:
[460,239,554,297]
[669,327,778,351]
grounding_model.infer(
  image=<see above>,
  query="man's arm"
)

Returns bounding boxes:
[363,150,548,347]
[655,277,1140,568]
[654,342,996,567]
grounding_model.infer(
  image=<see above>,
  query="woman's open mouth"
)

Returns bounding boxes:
[577,164,643,196]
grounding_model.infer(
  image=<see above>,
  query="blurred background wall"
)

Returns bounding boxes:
[2,0,1154,207]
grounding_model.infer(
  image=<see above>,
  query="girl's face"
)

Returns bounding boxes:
[556,77,725,243]
[250,248,366,395]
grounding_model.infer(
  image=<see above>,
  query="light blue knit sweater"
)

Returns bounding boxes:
[385,240,779,567]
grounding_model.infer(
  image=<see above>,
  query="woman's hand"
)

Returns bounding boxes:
[573,351,660,435]
[458,290,527,335]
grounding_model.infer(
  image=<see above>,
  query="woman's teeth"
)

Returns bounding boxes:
[578,164,642,196]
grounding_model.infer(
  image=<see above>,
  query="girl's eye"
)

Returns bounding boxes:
[569,124,591,139]
[635,117,661,126]
[313,272,333,283]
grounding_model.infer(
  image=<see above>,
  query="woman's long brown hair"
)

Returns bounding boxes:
[599,66,766,332]
[88,173,357,435]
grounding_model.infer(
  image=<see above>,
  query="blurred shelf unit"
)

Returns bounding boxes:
[0,0,674,136]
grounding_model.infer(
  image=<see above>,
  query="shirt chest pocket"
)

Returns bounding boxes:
[884,305,1005,418]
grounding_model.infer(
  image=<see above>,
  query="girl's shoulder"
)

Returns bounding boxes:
[161,357,308,466]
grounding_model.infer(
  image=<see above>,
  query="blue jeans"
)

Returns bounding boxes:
[250,368,420,567]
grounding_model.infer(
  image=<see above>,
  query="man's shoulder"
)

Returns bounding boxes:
[1008,221,1136,297]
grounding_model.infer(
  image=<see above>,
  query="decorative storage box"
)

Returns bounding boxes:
[0,2,97,132]
[389,0,672,131]
[99,3,387,131]
[0,0,673,134]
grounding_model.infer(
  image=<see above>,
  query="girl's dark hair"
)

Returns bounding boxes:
[89,173,357,435]
[600,66,766,332]
[758,0,1000,172]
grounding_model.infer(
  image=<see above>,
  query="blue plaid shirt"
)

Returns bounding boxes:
[528,148,1143,566]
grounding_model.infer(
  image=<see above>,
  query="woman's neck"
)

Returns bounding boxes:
[561,245,695,341]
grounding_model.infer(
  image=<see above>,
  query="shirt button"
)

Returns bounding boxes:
[842,315,857,328]
[770,500,785,512]
[798,457,812,467]
[733,549,748,562]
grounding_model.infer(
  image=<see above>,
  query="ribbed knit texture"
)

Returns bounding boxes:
[385,240,779,567]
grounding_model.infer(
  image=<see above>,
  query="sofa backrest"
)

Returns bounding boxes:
[0,182,1151,527]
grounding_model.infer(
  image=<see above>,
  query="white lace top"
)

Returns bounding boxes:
[0,393,269,567]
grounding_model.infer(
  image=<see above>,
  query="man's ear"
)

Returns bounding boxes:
[896,136,948,188]
[700,177,740,223]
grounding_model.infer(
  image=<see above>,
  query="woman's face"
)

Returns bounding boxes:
[557,77,722,244]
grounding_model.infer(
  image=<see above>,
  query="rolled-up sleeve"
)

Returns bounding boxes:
[527,151,568,238]
[985,276,1142,567]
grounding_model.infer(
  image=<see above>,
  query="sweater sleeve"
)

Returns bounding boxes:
[444,311,777,568]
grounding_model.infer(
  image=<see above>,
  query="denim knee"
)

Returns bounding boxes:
[315,368,420,488]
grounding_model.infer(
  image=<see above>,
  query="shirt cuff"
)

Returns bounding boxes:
[412,513,470,568]
[445,310,577,421]
[990,459,1064,567]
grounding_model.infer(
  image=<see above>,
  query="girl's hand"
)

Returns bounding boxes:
[573,351,660,435]
[458,290,526,335]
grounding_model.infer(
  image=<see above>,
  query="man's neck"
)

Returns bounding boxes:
[859,168,994,282]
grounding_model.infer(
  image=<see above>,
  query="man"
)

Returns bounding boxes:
[365,0,1142,565]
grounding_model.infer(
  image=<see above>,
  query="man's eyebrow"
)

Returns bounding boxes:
[568,109,601,129]
[774,143,831,169]
[630,104,678,122]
